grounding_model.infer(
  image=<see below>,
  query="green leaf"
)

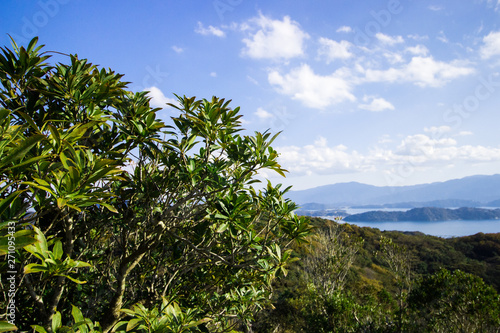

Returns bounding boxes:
[61,274,87,284]
[31,325,48,333]
[23,181,56,197]
[6,154,48,171]
[0,133,45,168]
[100,203,118,213]
[59,151,72,169]
[0,190,25,219]
[53,240,63,260]
[71,304,85,323]
[52,311,62,333]
[0,321,17,333]
[48,124,61,148]
[57,197,67,209]
[68,259,92,268]
[126,318,142,332]
[71,305,88,333]
[15,110,40,133]
[24,263,49,273]
[0,229,36,256]
[0,109,10,121]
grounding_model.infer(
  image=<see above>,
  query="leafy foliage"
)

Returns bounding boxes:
[0,37,311,332]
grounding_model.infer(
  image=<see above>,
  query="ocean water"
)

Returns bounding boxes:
[337,219,500,238]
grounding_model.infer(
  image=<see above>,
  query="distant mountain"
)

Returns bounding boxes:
[287,174,500,207]
[352,199,482,209]
[344,207,500,222]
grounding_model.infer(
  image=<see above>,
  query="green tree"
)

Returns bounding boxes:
[377,236,413,332]
[0,37,311,332]
[408,268,500,333]
[303,220,364,298]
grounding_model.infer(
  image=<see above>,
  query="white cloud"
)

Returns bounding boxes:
[480,30,500,59]
[437,31,449,43]
[393,134,500,163]
[428,5,444,11]
[375,33,404,45]
[172,46,184,53]
[276,131,500,177]
[486,0,500,11]
[405,45,429,56]
[247,76,259,85]
[336,26,353,33]
[241,14,310,60]
[396,134,457,157]
[210,72,217,77]
[318,37,353,62]
[145,86,177,108]
[358,96,395,112]
[195,22,225,37]
[407,34,429,41]
[255,107,274,120]
[268,64,355,109]
[424,125,452,135]
[278,137,365,175]
[383,52,404,64]
[364,56,474,87]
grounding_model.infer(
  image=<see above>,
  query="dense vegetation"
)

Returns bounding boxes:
[0,38,499,332]
[0,38,311,332]
[252,217,500,332]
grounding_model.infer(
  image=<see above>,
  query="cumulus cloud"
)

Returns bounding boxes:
[318,38,353,62]
[424,125,452,136]
[268,64,355,109]
[358,96,395,112]
[275,130,500,177]
[396,134,457,157]
[172,46,184,53]
[336,26,353,33]
[241,14,310,60]
[195,22,225,37]
[255,107,274,120]
[480,30,500,59]
[375,33,404,45]
[278,137,365,175]
[145,86,177,108]
[405,45,429,56]
[363,56,474,87]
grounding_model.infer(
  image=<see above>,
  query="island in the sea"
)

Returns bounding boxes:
[343,207,500,222]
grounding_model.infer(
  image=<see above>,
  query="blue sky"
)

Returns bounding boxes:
[2,0,500,190]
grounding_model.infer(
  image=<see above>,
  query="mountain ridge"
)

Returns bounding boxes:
[287,174,500,207]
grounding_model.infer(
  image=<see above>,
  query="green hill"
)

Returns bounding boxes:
[252,217,500,332]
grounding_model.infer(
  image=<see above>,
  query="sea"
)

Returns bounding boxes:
[324,208,500,238]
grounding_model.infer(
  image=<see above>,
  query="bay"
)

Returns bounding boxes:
[336,219,500,238]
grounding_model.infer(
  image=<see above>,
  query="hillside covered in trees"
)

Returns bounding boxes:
[252,217,500,332]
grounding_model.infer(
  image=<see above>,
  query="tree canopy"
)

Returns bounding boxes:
[0,37,311,332]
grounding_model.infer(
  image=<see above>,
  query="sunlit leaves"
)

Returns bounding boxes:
[24,227,91,284]
[0,37,311,332]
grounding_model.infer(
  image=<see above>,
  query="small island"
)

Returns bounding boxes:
[343,207,500,222]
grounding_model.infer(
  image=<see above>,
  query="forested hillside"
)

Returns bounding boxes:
[344,207,500,222]
[252,217,500,332]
